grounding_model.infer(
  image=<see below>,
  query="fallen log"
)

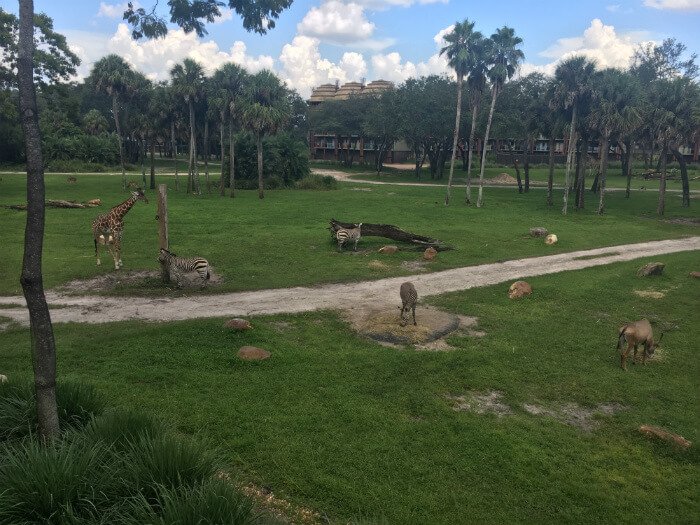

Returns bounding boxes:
[329,218,453,251]
[5,199,100,210]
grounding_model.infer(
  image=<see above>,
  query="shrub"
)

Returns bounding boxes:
[78,410,165,452]
[295,174,338,190]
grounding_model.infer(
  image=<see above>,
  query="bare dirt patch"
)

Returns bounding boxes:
[368,260,392,271]
[401,260,429,273]
[634,290,666,299]
[486,173,518,184]
[270,321,293,332]
[663,217,700,226]
[522,402,626,432]
[447,391,513,417]
[52,268,223,294]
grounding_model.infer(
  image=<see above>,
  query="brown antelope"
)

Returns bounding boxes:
[398,282,418,327]
[617,319,663,371]
[67,176,77,183]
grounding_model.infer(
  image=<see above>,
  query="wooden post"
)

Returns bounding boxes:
[157,184,170,283]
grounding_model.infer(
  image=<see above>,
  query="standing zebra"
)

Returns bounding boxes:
[336,223,362,252]
[158,248,210,285]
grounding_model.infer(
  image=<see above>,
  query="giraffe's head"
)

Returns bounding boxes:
[132,188,149,204]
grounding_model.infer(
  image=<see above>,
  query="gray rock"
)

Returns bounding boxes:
[637,262,665,277]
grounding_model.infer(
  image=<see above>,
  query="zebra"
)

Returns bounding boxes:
[158,248,210,284]
[336,223,362,252]
[398,281,418,327]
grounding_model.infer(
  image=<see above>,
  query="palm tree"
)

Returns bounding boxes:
[464,58,487,204]
[170,58,205,195]
[211,63,247,197]
[90,54,135,191]
[240,70,290,199]
[476,26,524,207]
[551,56,596,215]
[440,19,483,206]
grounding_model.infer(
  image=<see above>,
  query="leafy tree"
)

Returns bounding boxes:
[551,55,596,215]
[476,26,524,207]
[89,54,136,190]
[463,49,488,203]
[240,69,291,199]
[440,19,483,205]
[631,37,698,84]
[170,58,206,194]
[309,95,368,168]
[82,108,109,135]
[363,89,402,175]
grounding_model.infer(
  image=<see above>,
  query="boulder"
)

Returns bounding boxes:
[638,425,692,450]
[0,374,7,383]
[529,227,548,237]
[378,245,399,254]
[508,281,532,299]
[224,318,252,331]
[423,247,438,261]
[545,234,558,245]
[637,262,665,277]
[237,346,270,361]
[689,271,700,279]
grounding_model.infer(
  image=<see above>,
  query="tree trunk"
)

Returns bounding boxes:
[140,138,147,188]
[229,116,235,198]
[189,100,200,195]
[657,139,668,216]
[597,133,610,214]
[465,103,478,204]
[547,136,555,206]
[510,143,522,193]
[575,138,584,209]
[219,117,226,196]
[203,119,210,193]
[171,120,179,191]
[670,147,690,207]
[17,0,60,442]
[562,103,578,215]
[257,132,264,199]
[523,138,530,193]
[112,94,126,191]
[187,131,194,194]
[477,86,498,207]
[624,139,633,199]
[149,140,156,190]
[445,74,463,206]
[330,219,452,251]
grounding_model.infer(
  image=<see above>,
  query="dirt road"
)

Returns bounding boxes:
[0,237,697,327]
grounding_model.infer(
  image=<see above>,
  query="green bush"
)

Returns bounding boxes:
[78,410,165,451]
[295,173,338,190]
[46,159,108,172]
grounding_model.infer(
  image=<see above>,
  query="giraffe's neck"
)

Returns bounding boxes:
[111,196,137,222]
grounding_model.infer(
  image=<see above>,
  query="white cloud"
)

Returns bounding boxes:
[279,35,368,97]
[297,1,375,43]
[96,2,135,18]
[213,8,234,24]
[355,0,448,7]
[107,23,274,80]
[606,4,622,11]
[643,0,700,10]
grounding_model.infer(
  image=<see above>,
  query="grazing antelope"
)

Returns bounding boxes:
[336,223,362,252]
[67,176,77,183]
[398,281,418,327]
[617,319,663,371]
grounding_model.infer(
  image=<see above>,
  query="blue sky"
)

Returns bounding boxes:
[1,0,698,96]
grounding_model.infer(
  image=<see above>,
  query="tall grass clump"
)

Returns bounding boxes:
[295,173,338,190]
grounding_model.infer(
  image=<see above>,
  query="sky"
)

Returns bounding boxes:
[1,0,699,97]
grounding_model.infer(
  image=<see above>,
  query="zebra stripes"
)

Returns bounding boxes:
[336,223,362,252]
[158,248,210,282]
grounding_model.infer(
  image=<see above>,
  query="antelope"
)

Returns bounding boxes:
[617,319,663,371]
[398,282,418,327]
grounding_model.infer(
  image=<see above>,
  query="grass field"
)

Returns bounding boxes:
[0,173,697,296]
[1,253,698,523]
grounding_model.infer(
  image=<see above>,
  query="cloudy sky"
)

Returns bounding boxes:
[1,0,698,97]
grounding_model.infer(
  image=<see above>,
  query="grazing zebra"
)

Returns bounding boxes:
[336,223,362,252]
[399,281,418,327]
[158,248,210,283]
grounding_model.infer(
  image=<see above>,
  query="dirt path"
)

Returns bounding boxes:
[0,237,697,327]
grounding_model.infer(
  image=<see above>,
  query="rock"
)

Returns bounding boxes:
[545,234,558,245]
[423,247,438,261]
[237,346,270,361]
[689,271,700,278]
[0,374,7,383]
[639,425,692,450]
[637,262,665,277]
[529,227,548,237]
[87,199,101,206]
[224,318,252,331]
[378,245,399,254]
[508,281,532,299]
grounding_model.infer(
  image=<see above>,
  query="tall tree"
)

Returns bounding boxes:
[464,57,487,203]
[170,58,205,195]
[551,55,596,215]
[476,26,524,207]
[90,54,135,191]
[440,19,483,206]
[240,69,290,199]
[17,0,59,441]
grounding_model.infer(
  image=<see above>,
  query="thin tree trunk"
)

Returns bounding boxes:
[149,140,156,190]
[220,117,226,196]
[445,74,463,206]
[229,116,235,198]
[257,132,264,199]
[657,140,668,215]
[140,138,146,188]
[189,100,200,195]
[171,120,179,191]
[523,138,530,192]
[510,143,522,193]
[597,133,610,214]
[562,103,578,215]
[18,0,60,441]
[203,119,210,193]
[575,138,584,209]
[547,136,555,206]
[624,139,633,198]
[187,132,194,194]
[113,94,126,191]
[670,147,690,207]
[465,103,478,204]
[477,86,498,208]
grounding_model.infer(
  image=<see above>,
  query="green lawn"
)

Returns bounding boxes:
[0,173,697,296]
[1,253,698,523]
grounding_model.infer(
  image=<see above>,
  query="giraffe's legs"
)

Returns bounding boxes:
[113,237,123,269]
[94,237,101,266]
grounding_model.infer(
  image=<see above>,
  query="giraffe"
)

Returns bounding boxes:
[92,189,148,269]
